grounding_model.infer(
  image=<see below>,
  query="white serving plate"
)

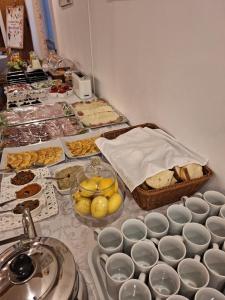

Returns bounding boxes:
[0,168,58,232]
[60,131,102,159]
[0,176,45,202]
[0,195,46,218]
[0,138,65,169]
[51,159,90,195]
[88,245,112,300]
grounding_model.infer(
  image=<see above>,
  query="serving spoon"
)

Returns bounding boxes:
[0,200,39,214]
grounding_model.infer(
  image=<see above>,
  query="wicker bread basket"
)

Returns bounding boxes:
[101,123,213,210]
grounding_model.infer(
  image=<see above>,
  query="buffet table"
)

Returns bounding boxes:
[0,91,134,299]
[0,89,221,300]
[0,178,167,299]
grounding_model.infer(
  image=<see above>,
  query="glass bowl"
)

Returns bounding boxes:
[70,160,125,227]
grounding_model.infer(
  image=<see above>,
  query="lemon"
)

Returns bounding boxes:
[75,198,91,216]
[91,176,103,183]
[108,193,123,215]
[91,196,108,219]
[98,177,115,197]
[73,191,82,202]
[80,179,97,197]
[114,179,119,193]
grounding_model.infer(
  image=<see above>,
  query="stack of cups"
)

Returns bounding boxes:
[94,189,225,299]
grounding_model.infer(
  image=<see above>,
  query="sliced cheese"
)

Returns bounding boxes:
[78,105,114,116]
[81,111,120,126]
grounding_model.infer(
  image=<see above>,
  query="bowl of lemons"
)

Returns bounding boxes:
[71,159,125,227]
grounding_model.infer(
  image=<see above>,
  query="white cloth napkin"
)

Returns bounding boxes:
[95,127,208,192]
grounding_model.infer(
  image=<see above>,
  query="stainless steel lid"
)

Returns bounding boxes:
[0,237,77,300]
[0,209,78,300]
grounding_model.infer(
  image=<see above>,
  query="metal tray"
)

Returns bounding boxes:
[71,99,129,129]
[61,130,101,159]
[1,102,75,127]
[88,245,112,300]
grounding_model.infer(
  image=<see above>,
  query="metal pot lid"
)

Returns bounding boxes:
[0,236,77,300]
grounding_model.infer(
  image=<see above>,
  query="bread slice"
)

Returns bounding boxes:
[175,163,203,181]
[145,170,174,189]
[184,163,203,180]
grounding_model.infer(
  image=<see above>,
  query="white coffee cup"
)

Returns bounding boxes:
[119,273,152,300]
[182,196,209,223]
[177,255,209,299]
[100,252,134,299]
[151,235,186,267]
[167,204,192,235]
[194,287,225,300]
[223,241,225,252]
[219,204,225,219]
[94,227,123,255]
[206,216,225,245]
[167,296,188,300]
[195,191,225,216]
[203,243,225,291]
[182,222,211,257]
[149,263,180,299]
[121,219,147,254]
[131,240,159,274]
[138,212,169,239]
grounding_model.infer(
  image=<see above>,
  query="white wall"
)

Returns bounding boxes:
[51,0,225,192]
[50,0,91,74]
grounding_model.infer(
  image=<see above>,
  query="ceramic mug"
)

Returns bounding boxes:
[100,252,134,299]
[121,219,147,254]
[167,204,192,235]
[219,204,225,219]
[195,191,225,216]
[94,227,123,255]
[119,273,152,300]
[203,243,225,291]
[182,196,209,223]
[205,216,225,245]
[149,263,180,299]
[167,296,188,300]
[151,235,186,267]
[131,240,159,274]
[182,222,211,257]
[194,287,225,300]
[177,255,209,299]
[138,212,169,239]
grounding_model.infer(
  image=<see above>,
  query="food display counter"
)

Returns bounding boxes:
[0,83,225,300]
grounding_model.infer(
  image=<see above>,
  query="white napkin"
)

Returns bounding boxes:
[95,127,208,192]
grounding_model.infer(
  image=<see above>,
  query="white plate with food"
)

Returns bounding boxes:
[0,196,46,218]
[72,99,128,129]
[61,131,101,159]
[51,160,89,195]
[0,139,65,170]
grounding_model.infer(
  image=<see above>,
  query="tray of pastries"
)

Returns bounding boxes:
[61,132,101,158]
[1,139,65,170]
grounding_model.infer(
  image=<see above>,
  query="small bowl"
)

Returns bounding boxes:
[1,196,46,218]
[52,161,85,195]
[15,182,44,200]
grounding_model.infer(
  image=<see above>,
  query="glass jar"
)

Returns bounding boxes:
[70,159,125,227]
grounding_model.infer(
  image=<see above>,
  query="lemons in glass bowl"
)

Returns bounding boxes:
[71,160,125,227]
